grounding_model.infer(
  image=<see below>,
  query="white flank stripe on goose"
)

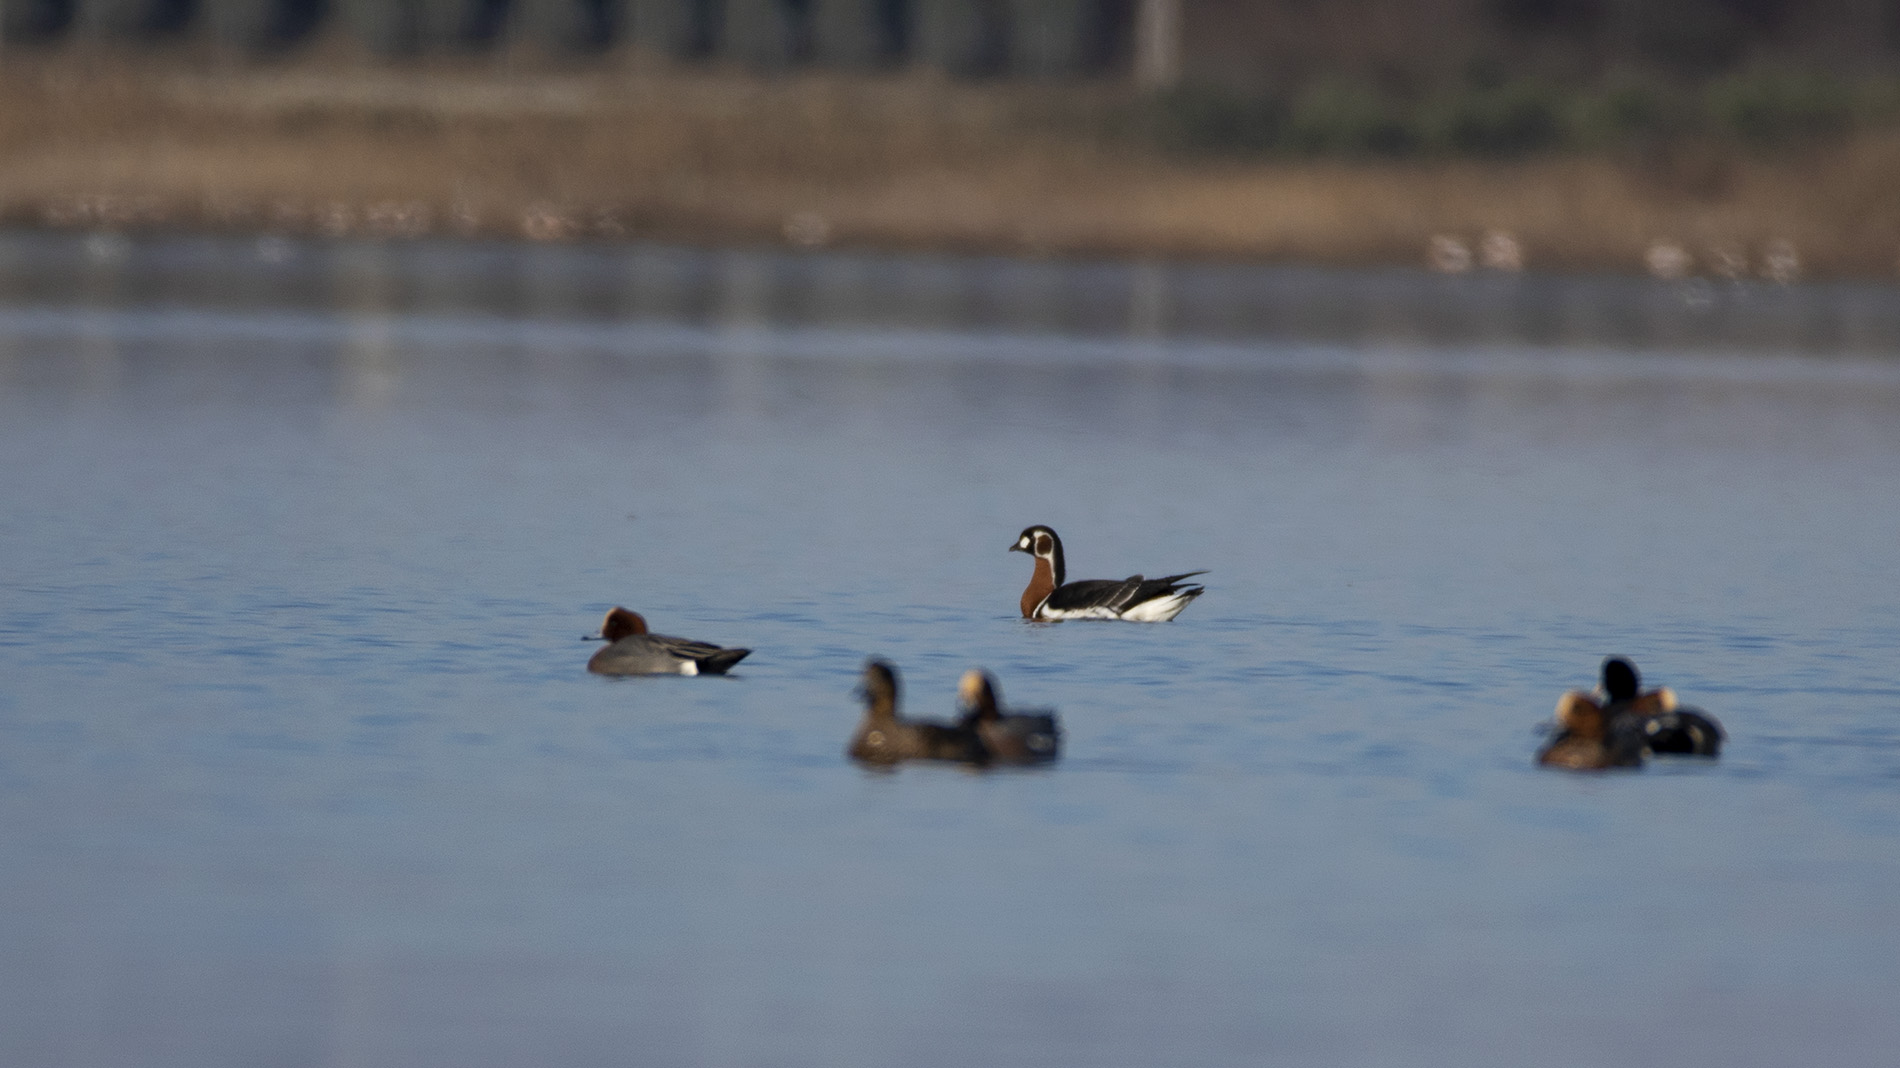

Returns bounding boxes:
[1037,604,1124,621]
[1118,591,1196,623]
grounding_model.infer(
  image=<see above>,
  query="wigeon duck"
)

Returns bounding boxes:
[586,607,751,676]
[1537,689,1648,770]
[848,659,987,766]
[956,669,1060,764]
[1600,657,1724,757]
[1642,703,1725,757]
[1009,525,1206,622]
[1597,657,1666,716]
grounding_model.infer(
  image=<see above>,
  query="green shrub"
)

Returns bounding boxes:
[1858,79,1900,128]
[1420,81,1565,155]
[1706,71,1855,143]
[1139,68,1898,160]
[1286,81,1416,156]
[1571,79,1673,144]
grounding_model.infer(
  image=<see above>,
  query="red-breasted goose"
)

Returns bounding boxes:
[1009,525,1206,622]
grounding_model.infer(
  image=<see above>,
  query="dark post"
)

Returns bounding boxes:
[812,0,905,67]
[1007,0,1101,76]
[627,0,715,57]
[336,0,473,54]
[70,0,192,38]
[514,0,622,52]
[199,0,327,51]
[724,0,809,67]
[914,0,1007,75]
[4,0,78,42]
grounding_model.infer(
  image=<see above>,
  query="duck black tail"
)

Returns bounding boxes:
[1646,708,1723,757]
[698,648,752,675]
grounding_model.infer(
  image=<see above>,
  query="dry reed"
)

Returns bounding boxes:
[4,46,1899,278]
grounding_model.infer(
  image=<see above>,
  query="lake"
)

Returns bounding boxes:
[2,231,1898,1067]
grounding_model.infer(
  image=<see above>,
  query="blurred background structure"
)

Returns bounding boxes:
[2,1,1899,275]
[5,1,1900,83]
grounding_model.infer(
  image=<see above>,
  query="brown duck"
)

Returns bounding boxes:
[847,659,987,766]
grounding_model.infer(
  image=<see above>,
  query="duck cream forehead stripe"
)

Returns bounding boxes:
[959,669,993,704]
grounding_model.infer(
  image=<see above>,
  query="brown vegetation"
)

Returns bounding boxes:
[3,45,1899,277]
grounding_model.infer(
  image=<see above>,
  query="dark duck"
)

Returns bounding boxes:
[957,669,1061,765]
[848,659,987,766]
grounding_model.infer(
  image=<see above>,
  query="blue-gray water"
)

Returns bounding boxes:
[3,232,1898,1067]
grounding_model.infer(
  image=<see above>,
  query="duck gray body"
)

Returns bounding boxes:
[586,607,751,676]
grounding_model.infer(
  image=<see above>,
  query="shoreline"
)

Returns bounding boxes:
[4,48,1900,281]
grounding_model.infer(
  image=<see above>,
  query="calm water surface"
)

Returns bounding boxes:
[3,232,1899,1067]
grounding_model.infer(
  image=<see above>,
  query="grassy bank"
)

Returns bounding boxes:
[4,46,1900,278]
